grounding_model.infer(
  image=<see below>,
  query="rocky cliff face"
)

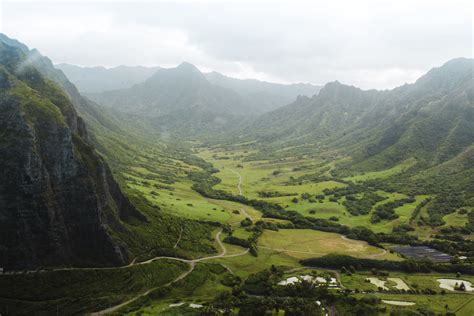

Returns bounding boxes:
[0,36,144,270]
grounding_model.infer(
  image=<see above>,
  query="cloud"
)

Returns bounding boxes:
[1,0,471,89]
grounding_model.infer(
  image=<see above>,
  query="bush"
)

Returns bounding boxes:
[241,218,253,227]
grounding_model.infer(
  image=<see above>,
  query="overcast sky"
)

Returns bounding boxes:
[0,0,472,89]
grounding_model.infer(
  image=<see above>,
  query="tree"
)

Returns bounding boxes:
[200,305,219,316]
[241,217,252,227]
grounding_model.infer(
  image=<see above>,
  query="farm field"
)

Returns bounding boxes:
[342,272,474,314]
[197,148,438,234]
[2,17,473,316]
[341,272,474,292]
[362,293,474,315]
[257,229,400,260]
[5,143,471,316]
[97,144,473,315]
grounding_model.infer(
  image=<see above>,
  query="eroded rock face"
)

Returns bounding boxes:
[0,36,142,270]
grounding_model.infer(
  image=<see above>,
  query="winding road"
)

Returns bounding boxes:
[91,170,254,314]
[92,229,249,315]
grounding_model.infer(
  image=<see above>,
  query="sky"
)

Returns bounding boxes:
[0,0,472,89]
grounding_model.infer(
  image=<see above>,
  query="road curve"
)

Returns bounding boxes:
[92,229,248,315]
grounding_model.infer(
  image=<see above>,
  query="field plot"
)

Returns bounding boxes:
[197,148,333,199]
[343,272,474,293]
[442,210,471,227]
[257,229,399,260]
[210,247,300,278]
[198,148,430,234]
[367,293,474,315]
[343,158,416,182]
[391,246,452,262]
[437,279,474,292]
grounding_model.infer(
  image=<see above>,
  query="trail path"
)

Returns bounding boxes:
[240,208,253,221]
[92,262,195,316]
[92,229,248,315]
[340,235,387,258]
[229,168,253,221]
[173,228,183,249]
[229,169,243,195]
[367,249,387,258]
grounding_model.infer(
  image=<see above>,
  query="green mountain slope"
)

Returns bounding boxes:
[243,58,473,171]
[0,35,146,270]
[0,34,219,271]
[85,62,253,137]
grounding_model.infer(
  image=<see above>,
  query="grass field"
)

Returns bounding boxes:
[442,210,470,227]
[343,158,417,182]
[44,144,467,315]
[342,272,474,293]
[198,148,432,234]
[210,247,300,279]
[343,272,474,314]
[257,229,400,260]
[120,263,231,315]
[371,293,473,315]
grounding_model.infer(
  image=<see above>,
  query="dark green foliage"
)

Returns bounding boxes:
[223,236,250,248]
[392,224,414,233]
[255,220,280,231]
[427,192,465,226]
[300,254,474,274]
[240,217,253,227]
[221,274,242,287]
[0,260,188,314]
[409,197,431,222]
[344,192,387,216]
[301,192,312,200]
[371,198,415,223]
[258,191,298,198]
[242,269,282,295]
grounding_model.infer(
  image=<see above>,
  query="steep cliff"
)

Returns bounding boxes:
[0,37,144,270]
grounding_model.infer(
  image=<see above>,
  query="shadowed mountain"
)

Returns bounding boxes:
[0,33,146,270]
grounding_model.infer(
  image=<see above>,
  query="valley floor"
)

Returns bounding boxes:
[1,144,473,315]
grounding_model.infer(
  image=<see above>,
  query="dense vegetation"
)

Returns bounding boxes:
[1,33,473,315]
[301,254,474,275]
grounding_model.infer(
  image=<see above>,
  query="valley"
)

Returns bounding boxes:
[0,32,473,316]
[6,140,472,315]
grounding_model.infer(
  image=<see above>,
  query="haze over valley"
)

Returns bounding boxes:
[0,1,473,315]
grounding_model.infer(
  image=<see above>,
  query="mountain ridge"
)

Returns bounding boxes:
[0,33,145,270]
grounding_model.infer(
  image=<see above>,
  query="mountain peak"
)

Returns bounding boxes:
[176,61,200,72]
[0,33,29,52]
[319,80,359,94]
[415,57,473,91]
[146,61,207,83]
